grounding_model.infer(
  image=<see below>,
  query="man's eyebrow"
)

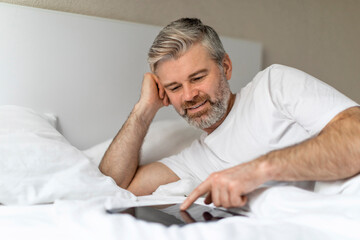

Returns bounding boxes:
[188,69,208,79]
[164,82,179,89]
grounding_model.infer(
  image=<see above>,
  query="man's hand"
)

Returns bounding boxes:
[180,159,270,210]
[138,73,170,113]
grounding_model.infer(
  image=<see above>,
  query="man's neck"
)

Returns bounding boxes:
[203,93,236,135]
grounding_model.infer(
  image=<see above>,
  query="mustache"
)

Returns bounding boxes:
[181,94,211,110]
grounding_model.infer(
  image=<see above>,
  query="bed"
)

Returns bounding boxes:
[1,2,360,240]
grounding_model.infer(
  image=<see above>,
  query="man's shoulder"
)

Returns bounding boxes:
[259,64,302,78]
[239,64,312,108]
[251,64,308,88]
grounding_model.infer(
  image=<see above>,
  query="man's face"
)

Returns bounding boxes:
[156,43,232,130]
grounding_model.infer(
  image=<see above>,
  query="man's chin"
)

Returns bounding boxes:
[179,108,218,129]
[184,114,215,129]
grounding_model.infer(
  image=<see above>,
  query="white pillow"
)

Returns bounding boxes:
[83,119,203,166]
[0,105,125,205]
[0,105,58,133]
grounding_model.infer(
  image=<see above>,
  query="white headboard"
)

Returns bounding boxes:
[0,3,262,149]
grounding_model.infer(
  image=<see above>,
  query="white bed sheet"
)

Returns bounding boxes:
[2,184,360,240]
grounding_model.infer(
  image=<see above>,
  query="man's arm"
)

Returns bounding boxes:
[267,106,360,181]
[181,106,360,210]
[99,73,179,195]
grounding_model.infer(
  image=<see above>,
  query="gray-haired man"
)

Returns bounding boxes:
[99,18,360,210]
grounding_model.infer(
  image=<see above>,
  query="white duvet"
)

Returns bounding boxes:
[2,185,360,240]
[1,105,360,240]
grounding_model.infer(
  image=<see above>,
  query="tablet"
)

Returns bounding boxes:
[106,203,246,226]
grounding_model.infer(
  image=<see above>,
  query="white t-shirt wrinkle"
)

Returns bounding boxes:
[159,64,359,186]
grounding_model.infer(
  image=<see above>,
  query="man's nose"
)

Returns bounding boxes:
[183,84,198,101]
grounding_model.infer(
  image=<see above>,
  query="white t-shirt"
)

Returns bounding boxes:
[159,64,359,185]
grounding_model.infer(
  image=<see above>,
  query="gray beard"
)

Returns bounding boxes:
[181,73,231,129]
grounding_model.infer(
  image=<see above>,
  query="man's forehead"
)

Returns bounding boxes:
[155,44,213,83]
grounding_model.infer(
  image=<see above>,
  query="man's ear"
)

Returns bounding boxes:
[222,53,232,81]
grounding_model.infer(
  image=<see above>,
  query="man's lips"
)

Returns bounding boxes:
[186,100,208,110]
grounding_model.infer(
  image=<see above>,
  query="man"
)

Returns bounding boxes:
[99,18,360,211]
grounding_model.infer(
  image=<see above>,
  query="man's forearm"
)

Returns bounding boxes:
[99,103,156,189]
[263,107,360,182]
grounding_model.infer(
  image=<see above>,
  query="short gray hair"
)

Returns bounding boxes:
[148,18,226,72]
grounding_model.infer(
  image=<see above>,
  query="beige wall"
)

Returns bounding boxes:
[3,0,360,102]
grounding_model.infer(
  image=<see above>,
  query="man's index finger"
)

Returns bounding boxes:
[180,181,211,210]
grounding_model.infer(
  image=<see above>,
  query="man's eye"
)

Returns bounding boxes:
[170,86,180,92]
[192,76,204,82]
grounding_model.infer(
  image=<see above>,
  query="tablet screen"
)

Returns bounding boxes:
[106,203,246,226]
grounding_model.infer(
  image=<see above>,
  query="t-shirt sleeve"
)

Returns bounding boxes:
[158,139,203,184]
[159,154,193,180]
[265,64,359,135]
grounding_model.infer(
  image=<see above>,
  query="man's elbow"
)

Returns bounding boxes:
[126,183,152,196]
